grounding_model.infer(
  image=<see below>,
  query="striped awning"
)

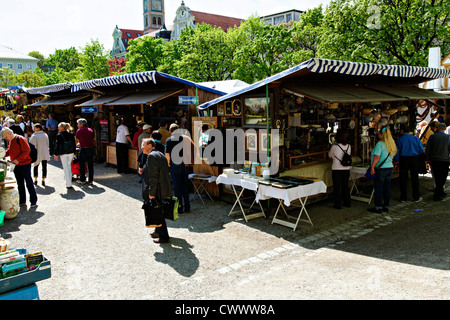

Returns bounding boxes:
[26,82,73,95]
[30,95,89,106]
[76,94,128,107]
[105,89,183,106]
[71,71,156,93]
[197,58,450,110]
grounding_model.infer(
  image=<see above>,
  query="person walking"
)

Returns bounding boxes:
[75,118,95,185]
[165,124,193,214]
[54,122,76,189]
[29,123,51,187]
[115,120,133,174]
[328,130,351,210]
[46,113,59,156]
[367,127,397,214]
[1,128,38,208]
[394,124,425,203]
[141,138,173,244]
[425,123,450,201]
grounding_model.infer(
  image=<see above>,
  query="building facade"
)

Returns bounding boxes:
[261,9,304,26]
[111,26,144,59]
[0,45,39,74]
[143,0,166,35]
[171,1,243,41]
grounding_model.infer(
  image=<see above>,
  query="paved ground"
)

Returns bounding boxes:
[0,159,448,301]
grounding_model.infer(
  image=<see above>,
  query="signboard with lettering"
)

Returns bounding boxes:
[178,96,199,105]
[100,120,109,143]
[81,107,98,114]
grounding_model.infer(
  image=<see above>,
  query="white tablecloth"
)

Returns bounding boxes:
[255,181,327,206]
[188,174,217,183]
[215,174,260,192]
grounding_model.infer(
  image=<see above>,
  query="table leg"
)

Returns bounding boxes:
[190,179,205,206]
[271,197,313,231]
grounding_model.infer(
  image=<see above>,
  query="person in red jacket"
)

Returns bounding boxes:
[1,128,38,208]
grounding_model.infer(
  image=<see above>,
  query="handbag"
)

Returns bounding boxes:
[60,133,75,155]
[162,197,179,221]
[365,154,390,179]
[142,199,165,228]
[418,154,428,174]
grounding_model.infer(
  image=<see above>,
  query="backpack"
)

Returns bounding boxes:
[17,136,38,163]
[336,144,352,167]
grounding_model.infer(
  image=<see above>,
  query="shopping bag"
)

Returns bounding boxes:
[142,199,164,228]
[418,154,428,174]
[162,197,179,221]
[365,168,376,180]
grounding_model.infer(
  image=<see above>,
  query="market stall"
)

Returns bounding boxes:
[196,58,450,226]
[68,71,227,175]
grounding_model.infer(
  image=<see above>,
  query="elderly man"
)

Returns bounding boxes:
[426,122,450,201]
[1,127,38,208]
[75,118,95,185]
[141,138,173,244]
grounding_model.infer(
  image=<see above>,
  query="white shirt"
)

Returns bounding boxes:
[116,124,130,144]
[329,143,352,170]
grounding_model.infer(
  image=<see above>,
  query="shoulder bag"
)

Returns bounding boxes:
[365,154,390,179]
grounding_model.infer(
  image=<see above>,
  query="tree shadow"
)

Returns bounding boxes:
[153,237,199,277]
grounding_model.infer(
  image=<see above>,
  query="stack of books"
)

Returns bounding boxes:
[0,247,43,280]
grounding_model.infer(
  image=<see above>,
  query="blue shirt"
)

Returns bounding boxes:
[372,141,394,168]
[394,133,424,161]
[46,118,58,130]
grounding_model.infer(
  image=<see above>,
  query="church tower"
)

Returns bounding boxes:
[143,0,165,35]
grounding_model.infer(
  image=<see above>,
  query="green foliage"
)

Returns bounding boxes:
[125,36,165,73]
[28,51,46,68]
[80,39,110,80]
[0,68,16,88]
[46,47,81,72]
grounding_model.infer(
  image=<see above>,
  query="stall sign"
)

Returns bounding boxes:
[100,120,109,143]
[81,107,98,114]
[178,96,198,105]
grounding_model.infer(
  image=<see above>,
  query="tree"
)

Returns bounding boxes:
[79,39,110,80]
[0,68,16,88]
[318,0,450,66]
[28,51,46,68]
[232,16,295,83]
[125,36,165,73]
[174,23,241,82]
[46,47,81,72]
[107,57,127,76]
[14,70,44,88]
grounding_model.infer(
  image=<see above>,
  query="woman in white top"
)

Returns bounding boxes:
[29,123,51,186]
[328,130,352,210]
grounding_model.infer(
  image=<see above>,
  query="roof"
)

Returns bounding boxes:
[197,58,450,110]
[119,29,144,48]
[0,45,39,61]
[199,80,249,94]
[69,71,227,95]
[190,10,243,30]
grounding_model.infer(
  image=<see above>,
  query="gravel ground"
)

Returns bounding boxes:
[0,159,448,301]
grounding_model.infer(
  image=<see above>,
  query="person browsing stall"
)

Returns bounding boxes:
[1,128,38,208]
[29,123,51,187]
[394,124,424,203]
[75,118,94,185]
[141,138,173,244]
[328,129,351,210]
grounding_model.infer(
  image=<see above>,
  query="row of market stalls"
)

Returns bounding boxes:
[19,58,450,199]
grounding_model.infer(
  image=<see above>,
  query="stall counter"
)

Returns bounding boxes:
[106,144,138,171]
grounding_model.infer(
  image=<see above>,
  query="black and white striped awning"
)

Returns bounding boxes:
[25,82,73,95]
[198,58,450,110]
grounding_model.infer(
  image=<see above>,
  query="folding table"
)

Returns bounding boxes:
[216,174,266,222]
[256,181,327,231]
[188,174,217,205]
[350,166,374,204]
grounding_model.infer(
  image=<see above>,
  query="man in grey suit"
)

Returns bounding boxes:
[141,138,173,243]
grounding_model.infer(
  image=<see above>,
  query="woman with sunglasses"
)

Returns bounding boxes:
[368,127,397,214]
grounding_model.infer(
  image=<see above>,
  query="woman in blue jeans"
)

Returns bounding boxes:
[368,127,397,214]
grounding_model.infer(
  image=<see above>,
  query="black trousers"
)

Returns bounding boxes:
[48,130,58,156]
[116,143,129,173]
[399,155,420,201]
[430,160,449,200]
[33,160,47,178]
[332,170,351,208]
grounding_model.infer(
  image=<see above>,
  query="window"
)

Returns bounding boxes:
[144,15,149,28]
[137,33,141,37]
[157,17,162,25]
[153,17,157,25]
[264,18,272,25]
[7,64,13,69]
[18,64,22,69]
[0,63,2,68]
[273,16,284,25]
[126,32,131,37]
[27,64,32,70]
[286,14,292,22]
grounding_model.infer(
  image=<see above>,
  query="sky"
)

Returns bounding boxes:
[0,0,331,58]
